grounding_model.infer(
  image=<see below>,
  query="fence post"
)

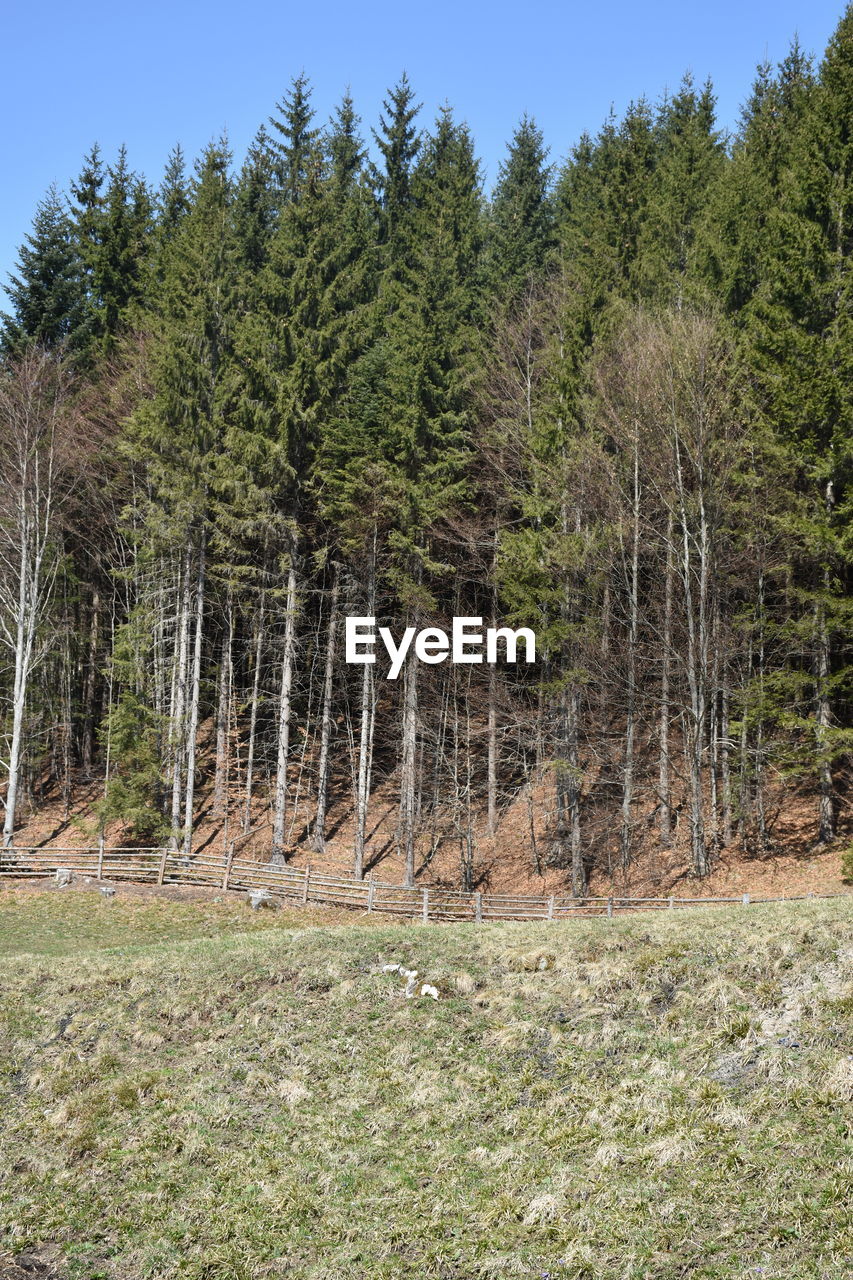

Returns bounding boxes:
[547,895,555,921]
[475,891,483,924]
[422,888,429,923]
[157,847,168,887]
[367,875,375,912]
[668,896,674,911]
[97,834,105,882]
[742,893,750,906]
[607,896,613,919]
[222,843,235,891]
[302,865,311,905]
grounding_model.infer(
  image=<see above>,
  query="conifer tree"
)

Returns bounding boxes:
[732,12,853,841]
[124,140,237,855]
[270,73,319,205]
[488,115,553,301]
[633,76,724,306]
[69,143,106,353]
[96,147,152,351]
[372,73,421,256]
[2,186,86,354]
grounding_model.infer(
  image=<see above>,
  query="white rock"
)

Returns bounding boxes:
[247,889,275,910]
[420,984,440,1000]
[99,886,116,898]
[381,963,402,974]
[55,867,74,887]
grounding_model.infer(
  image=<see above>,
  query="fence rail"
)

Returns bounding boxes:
[0,847,847,922]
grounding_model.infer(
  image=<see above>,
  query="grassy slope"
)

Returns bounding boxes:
[0,893,851,1280]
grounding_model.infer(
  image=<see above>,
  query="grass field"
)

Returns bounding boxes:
[0,888,851,1279]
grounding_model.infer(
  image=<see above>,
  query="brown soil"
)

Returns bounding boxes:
[7,757,851,903]
[0,1250,65,1280]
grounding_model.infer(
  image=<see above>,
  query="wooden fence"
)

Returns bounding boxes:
[0,846,846,921]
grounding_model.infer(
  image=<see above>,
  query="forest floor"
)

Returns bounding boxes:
[0,896,851,1279]
[9,759,852,903]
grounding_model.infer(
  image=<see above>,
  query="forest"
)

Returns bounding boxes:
[1,8,852,895]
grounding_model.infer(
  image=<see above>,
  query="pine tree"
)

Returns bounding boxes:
[327,91,366,190]
[124,140,237,856]
[270,73,319,205]
[488,115,553,301]
[2,186,86,354]
[633,76,725,306]
[233,127,278,275]
[157,145,191,240]
[96,147,152,351]
[733,11,853,841]
[372,73,422,256]
[69,143,106,353]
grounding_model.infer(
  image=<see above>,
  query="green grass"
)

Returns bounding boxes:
[0,887,393,958]
[1,895,851,1279]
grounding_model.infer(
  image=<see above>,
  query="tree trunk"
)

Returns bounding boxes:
[2,599,29,849]
[567,688,584,897]
[675,438,709,878]
[720,666,732,847]
[400,648,419,888]
[620,442,640,871]
[486,658,497,838]
[354,540,376,880]
[312,566,340,852]
[658,514,674,847]
[169,547,192,849]
[815,589,835,843]
[182,534,206,860]
[212,598,234,821]
[271,553,298,864]
[815,479,836,843]
[81,589,100,778]
[242,599,265,834]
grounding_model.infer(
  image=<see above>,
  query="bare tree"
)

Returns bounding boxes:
[0,349,78,847]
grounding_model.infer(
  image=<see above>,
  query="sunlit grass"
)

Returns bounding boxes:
[0,886,401,958]
[0,896,851,1278]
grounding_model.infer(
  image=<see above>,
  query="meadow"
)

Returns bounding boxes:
[1,889,851,1279]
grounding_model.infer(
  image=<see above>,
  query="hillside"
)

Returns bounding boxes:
[1,894,851,1279]
[8,753,852,904]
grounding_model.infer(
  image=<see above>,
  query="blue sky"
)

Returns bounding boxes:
[1,1,848,288]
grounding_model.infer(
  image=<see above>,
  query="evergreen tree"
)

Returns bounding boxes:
[701,45,814,313]
[2,186,86,354]
[157,144,191,239]
[95,147,152,351]
[124,140,237,855]
[327,90,366,190]
[233,127,278,275]
[733,11,853,840]
[372,73,421,253]
[488,114,553,301]
[270,73,319,204]
[69,143,106,351]
[633,76,725,305]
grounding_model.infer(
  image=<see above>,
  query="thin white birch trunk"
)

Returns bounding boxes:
[271,555,297,864]
[182,534,206,860]
[312,566,339,852]
[242,598,265,833]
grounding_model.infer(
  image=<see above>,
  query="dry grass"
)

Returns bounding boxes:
[0,897,851,1278]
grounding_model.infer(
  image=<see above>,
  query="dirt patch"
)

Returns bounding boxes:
[1,876,230,904]
[7,756,851,904]
[0,1249,64,1279]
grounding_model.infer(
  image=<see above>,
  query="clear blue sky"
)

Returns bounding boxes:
[2,1,848,288]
